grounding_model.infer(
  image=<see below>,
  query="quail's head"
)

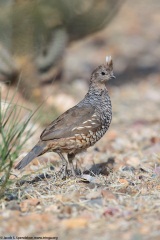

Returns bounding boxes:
[91,56,115,84]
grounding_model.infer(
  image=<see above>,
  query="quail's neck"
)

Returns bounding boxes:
[81,82,110,107]
[88,82,108,96]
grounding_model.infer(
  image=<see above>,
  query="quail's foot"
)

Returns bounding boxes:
[57,164,81,179]
[57,164,69,179]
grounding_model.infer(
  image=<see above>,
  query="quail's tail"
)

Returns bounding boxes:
[15,142,46,170]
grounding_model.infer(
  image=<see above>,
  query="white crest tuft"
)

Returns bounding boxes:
[106,55,112,64]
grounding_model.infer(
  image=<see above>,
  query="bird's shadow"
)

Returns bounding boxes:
[17,157,115,186]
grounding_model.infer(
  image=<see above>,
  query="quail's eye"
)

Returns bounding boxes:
[101,72,105,75]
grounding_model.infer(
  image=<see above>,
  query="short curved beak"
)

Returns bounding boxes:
[111,74,116,79]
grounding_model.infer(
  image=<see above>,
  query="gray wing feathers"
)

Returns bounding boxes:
[40,105,96,141]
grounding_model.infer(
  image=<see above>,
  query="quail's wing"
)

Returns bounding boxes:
[40,105,101,141]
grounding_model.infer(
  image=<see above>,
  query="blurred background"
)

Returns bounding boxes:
[0,0,159,125]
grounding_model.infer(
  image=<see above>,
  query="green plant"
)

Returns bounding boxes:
[0,86,35,198]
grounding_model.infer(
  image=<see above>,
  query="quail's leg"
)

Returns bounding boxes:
[57,152,68,179]
[68,153,76,176]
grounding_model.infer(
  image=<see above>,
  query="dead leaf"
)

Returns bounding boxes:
[119,178,129,186]
[150,136,160,144]
[62,218,88,229]
[126,156,140,168]
[60,205,72,215]
[156,185,160,190]
[103,207,119,217]
[101,190,116,201]
[20,198,40,212]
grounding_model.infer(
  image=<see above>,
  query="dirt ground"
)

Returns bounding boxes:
[0,1,160,239]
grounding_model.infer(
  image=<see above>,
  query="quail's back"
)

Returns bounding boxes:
[15,56,115,177]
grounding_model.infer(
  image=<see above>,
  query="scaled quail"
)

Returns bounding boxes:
[15,56,115,178]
